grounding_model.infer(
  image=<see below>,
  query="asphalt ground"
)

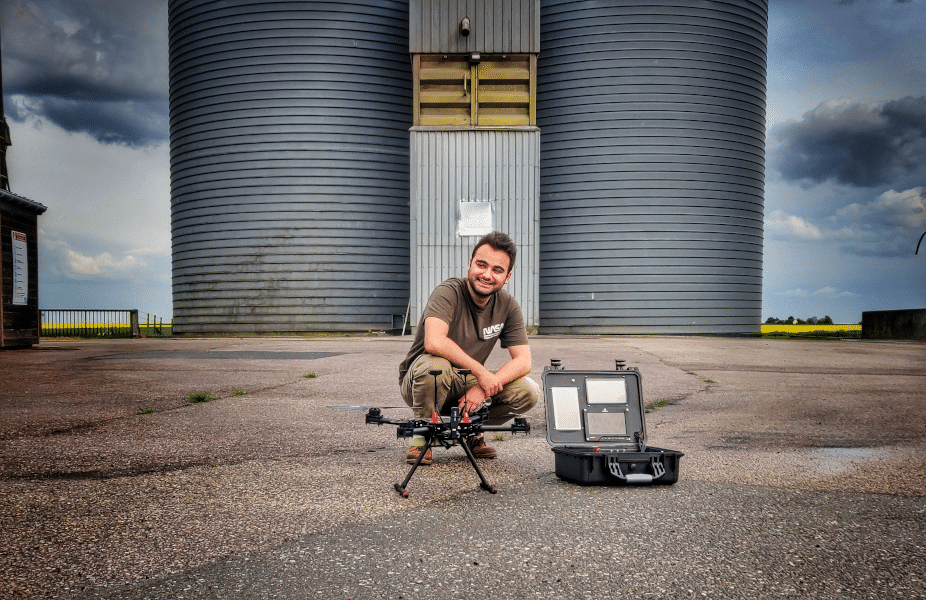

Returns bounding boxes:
[1,335,924,599]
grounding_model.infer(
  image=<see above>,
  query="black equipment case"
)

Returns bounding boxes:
[542,360,683,486]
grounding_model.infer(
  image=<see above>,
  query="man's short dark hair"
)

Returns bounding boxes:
[471,231,517,272]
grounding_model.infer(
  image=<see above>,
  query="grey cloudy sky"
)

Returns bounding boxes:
[2,0,171,318]
[763,0,926,322]
[2,0,925,323]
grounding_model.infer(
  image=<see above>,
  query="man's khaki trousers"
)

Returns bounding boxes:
[400,354,539,426]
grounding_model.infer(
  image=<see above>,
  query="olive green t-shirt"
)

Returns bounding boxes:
[398,278,529,382]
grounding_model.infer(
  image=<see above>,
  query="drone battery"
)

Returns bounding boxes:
[542,364,683,486]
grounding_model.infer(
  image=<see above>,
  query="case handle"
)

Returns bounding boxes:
[607,456,665,483]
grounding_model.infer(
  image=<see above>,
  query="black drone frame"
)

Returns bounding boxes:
[366,368,530,497]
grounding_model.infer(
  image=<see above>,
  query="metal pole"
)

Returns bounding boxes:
[131,310,140,338]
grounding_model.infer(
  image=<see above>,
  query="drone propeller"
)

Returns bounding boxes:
[328,405,407,411]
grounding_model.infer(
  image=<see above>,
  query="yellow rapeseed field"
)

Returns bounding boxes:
[760,324,861,334]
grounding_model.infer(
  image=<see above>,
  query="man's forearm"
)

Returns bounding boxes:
[489,353,531,387]
[425,334,489,376]
[426,336,527,386]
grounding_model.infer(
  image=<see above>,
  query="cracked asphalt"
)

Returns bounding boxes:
[1,335,924,599]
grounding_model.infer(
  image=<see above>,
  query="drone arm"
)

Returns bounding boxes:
[396,424,434,438]
[365,408,422,428]
[478,418,530,435]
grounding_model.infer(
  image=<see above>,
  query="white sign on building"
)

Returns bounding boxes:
[457,201,494,237]
[11,231,28,305]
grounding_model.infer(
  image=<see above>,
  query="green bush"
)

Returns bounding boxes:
[187,391,215,403]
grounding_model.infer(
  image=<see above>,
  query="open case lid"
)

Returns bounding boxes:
[541,361,646,450]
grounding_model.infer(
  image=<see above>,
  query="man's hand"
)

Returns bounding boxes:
[473,366,503,397]
[459,384,487,415]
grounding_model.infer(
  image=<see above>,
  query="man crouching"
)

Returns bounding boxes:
[398,232,540,465]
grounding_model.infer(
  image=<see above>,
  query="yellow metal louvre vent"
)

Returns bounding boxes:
[414,54,535,127]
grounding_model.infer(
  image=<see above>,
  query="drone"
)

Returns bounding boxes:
[365,368,530,497]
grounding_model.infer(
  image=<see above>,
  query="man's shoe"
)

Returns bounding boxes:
[406,446,432,465]
[466,435,497,459]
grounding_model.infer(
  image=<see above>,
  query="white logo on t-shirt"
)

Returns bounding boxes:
[483,323,503,339]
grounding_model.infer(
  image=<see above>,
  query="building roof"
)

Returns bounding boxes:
[0,189,47,214]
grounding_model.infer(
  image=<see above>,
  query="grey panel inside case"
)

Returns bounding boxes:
[550,387,582,430]
[585,378,627,404]
[586,411,627,437]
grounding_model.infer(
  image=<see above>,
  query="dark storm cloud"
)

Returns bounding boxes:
[772,96,926,187]
[8,95,169,147]
[1,0,168,147]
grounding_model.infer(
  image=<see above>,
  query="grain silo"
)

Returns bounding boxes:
[168,0,412,333]
[537,0,767,334]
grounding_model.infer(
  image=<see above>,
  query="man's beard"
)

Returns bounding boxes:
[467,274,499,299]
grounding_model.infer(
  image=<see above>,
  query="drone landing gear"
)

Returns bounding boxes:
[394,439,431,498]
[393,434,498,498]
[461,440,499,495]
[367,368,529,497]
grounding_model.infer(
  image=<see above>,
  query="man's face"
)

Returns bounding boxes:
[466,244,512,301]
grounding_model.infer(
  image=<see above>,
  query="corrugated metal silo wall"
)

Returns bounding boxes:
[410,0,540,54]
[410,130,540,328]
[537,0,767,335]
[168,0,411,333]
